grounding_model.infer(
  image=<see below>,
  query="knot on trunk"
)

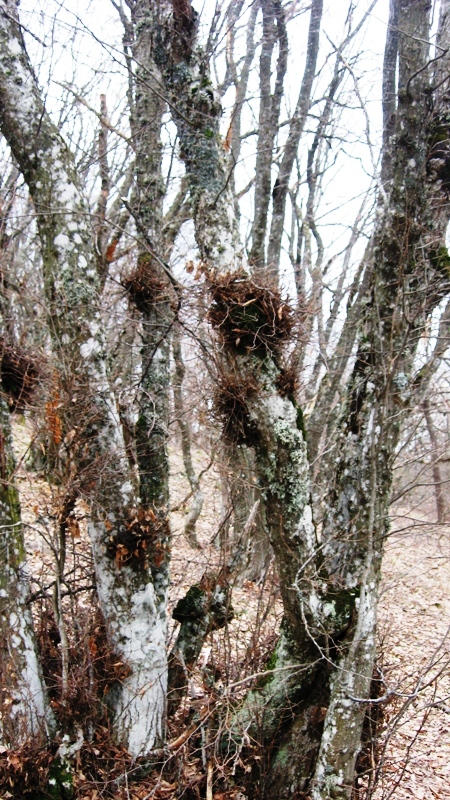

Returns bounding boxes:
[297,578,358,643]
[172,571,233,630]
[168,571,233,714]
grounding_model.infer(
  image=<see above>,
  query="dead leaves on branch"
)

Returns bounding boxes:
[207,273,296,355]
[275,364,300,398]
[0,337,41,410]
[213,372,259,445]
[106,505,170,570]
[123,257,171,313]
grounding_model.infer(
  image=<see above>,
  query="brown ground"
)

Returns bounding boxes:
[374,509,450,800]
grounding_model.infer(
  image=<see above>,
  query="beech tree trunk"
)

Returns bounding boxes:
[127,0,174,625]
[310,1,450,794]
[155,0,345,774]
[172,327,204,548]
[0,1,167,755]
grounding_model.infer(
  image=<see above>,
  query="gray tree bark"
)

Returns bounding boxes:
[172,327,204,548]
[249,0,288,273]
[311,2,450,794]
[126,0,174,616]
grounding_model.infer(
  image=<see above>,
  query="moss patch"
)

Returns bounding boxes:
[172,583,206,621]
[256,648,278,688]
[430,245,450,277]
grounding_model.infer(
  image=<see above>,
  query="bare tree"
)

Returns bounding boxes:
[0,1,450,798]
[149,1,450,797]
[0,388,53,746]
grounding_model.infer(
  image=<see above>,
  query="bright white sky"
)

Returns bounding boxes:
[16,0,392,302]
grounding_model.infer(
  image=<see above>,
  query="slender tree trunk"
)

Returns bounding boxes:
[266,0,323,276]
[172,327,203,548]
[421,398,446,523]
[128,0,174,633]
[249,0,288,272]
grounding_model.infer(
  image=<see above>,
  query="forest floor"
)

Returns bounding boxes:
[373,510,450,800]
[9,420,450,799]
